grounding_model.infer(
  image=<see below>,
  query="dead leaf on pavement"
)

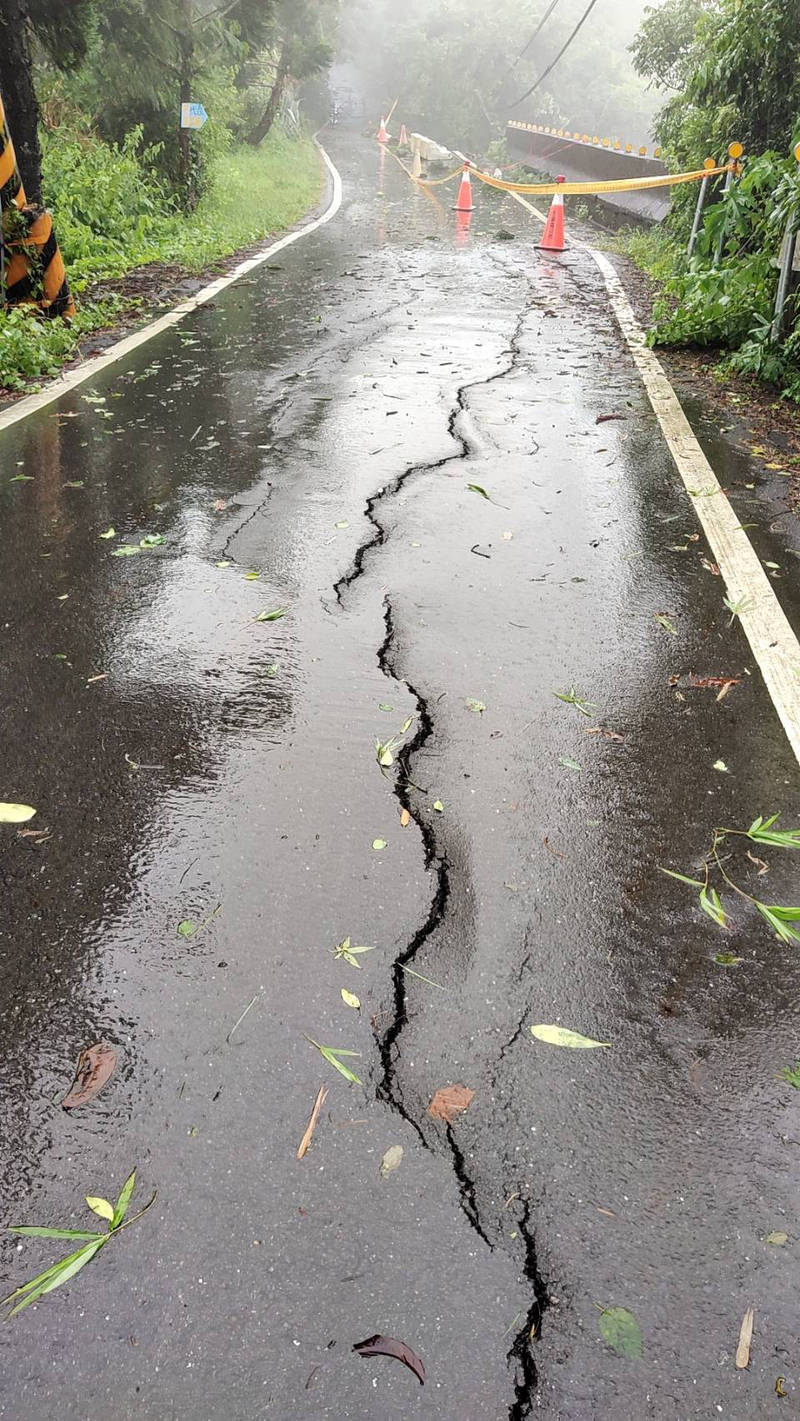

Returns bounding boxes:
[746,850,769,876]
[297,1084,328,1160]
[585,727,625,741]
[689,675,740,690]
[735,1307,754,1369]
[596,413,626,424]
[379,1145,404,1177]
[427,1084,474,1123]
[352,1334,425,1385]
[400,808,411,827]
[61,1042,117,1109]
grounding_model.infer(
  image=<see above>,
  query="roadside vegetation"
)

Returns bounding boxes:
[0,0,337,392]
[612,0,800,402]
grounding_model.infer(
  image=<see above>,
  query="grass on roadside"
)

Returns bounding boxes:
[0,129,323,392]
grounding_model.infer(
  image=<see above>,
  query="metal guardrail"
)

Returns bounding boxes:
[505,121,670,221]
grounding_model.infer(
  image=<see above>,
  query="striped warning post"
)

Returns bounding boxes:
[0,90,74,319]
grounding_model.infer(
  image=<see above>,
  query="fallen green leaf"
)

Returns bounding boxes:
[713,952,742,966]
[332,937,376,969]
[432,800,444,812]
[659,867,705,887]
[305,1036,363,1085]
[765,1231,788,1245]
[559,756,582,772]
[778,1061,800,1089]
[110,545,141,558]
[372,838,387,851]
[99,527,116,540]
[177,920,197,939]
[552,686,596,716]
[254,608,287,622]
[654,613,677,635]
[598,1305,643,1359]
[531,1025,609,1048]
[0,803,36,824]
[713,759,729,773]
[139,534,165,547]
[85,1197,114,1222]
[468,483,490,500]
[340,988,361,1011]
[465,698,486,714]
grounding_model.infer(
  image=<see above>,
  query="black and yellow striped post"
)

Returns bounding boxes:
[0,90,74,320]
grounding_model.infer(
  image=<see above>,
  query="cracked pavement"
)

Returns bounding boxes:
[2,130,800,1419]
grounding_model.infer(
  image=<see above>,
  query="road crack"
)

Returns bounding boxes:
[350,290,549,1414]
[333,290,532,605]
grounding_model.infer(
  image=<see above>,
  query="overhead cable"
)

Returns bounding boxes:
[512,0,562,68]
[509,0,602,110]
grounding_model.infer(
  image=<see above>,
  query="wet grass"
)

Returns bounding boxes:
[0,132,323,393]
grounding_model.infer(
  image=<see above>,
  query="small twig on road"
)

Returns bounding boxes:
[226,992,260,1045]
[297,1084,329,1159]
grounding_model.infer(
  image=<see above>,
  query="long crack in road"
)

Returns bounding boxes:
[1,131,800,1419]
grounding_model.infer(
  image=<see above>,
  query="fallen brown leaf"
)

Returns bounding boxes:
[585,726,625,741]
[689,675,740,689]
[746,849,769,876]
[297,1083,328,1159]
[61,1042,117,1109]
[427,1084,474,1123]
[400,808,411,827]
[701,558,721,576]
[595,413,626,424]
[596,1207,615,1217]
[352,1334,425,1385]
[735,1307,754,1369]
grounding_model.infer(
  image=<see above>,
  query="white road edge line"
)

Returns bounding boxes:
[509,188,800,768]
[0,139,343,435]
[590,248,800,768]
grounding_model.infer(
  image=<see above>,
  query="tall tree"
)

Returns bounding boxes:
[90,0,276,207]
[0,0,91,202]
[247,0,336,147]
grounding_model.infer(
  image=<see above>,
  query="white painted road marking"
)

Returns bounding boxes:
[509,187,800,767]
[0,141,343,435]
[590,248,800,769]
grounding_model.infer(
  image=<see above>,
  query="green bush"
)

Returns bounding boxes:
[42,126,168,288]
[1,116,322,392]
[613,149,800,402]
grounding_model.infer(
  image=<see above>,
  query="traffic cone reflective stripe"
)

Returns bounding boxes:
[537,175,566,252]
[377,117,389,143]
[454,164,474,212]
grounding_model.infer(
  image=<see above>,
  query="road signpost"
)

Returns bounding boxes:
[180,103,208,130]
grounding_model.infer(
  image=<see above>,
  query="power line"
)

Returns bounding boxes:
[512,0,563,69]
[508,0,602,110]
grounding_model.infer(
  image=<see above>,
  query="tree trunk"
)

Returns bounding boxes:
[247,41,290,147]
[0,0,42,204]
[177,0,195,210]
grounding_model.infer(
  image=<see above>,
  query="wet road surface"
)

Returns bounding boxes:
[2,130,800,1419]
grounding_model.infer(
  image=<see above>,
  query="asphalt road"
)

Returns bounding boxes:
[1,130,800,1420]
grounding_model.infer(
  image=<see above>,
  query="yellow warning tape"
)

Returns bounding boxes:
[382,142,464,189]
[470,163,731,196]
[418,167,466,187]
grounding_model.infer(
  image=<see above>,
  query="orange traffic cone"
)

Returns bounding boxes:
[377,117,389,143]
[399,123,409,148]
[537,175,566,251]
[411,148,422,179]
[453,163,475,212]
